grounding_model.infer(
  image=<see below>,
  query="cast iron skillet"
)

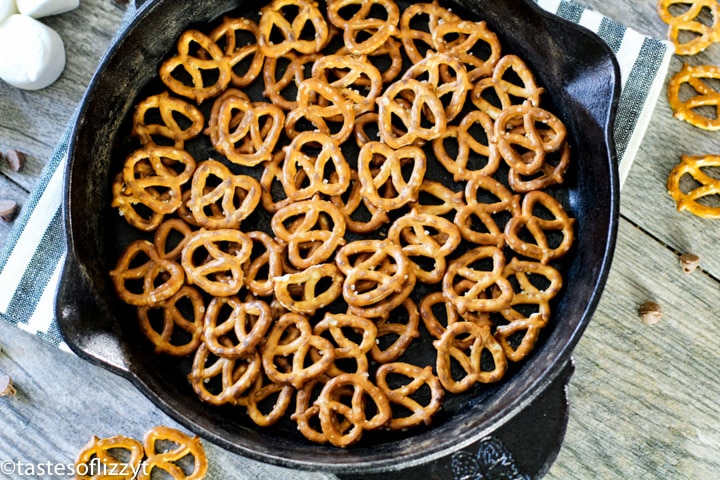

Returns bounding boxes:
[56,0,620,474]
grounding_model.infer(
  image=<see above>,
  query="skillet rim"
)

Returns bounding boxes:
[56,0,621,473]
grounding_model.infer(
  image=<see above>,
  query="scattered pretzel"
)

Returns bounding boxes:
[74,434,145,480]
[139,426,208,480]
[668,153,720,218]
[75,428,207,480]
[657,0,720,55]
[667,63,720,130]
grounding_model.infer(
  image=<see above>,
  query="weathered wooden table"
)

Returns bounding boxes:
[1,0,719,478]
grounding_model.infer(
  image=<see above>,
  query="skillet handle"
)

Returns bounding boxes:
[55,253,131,377]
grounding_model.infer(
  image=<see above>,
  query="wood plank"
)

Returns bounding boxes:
[546,217,720,479]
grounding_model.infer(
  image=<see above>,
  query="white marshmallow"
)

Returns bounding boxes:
[0,0,17,23]
[0,14,66,90]
[16,0,78,19]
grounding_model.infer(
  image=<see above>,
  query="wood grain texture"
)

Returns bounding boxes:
[1,0,720,478]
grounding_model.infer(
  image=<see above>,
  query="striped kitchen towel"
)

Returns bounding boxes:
[0,0,674,348]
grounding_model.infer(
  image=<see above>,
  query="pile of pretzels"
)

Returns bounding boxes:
[109,0,575,447]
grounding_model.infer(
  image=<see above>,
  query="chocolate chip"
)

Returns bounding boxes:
[638,301,662,325]
[4,149,26,172]
[0,375,15,397]
[679,253,700,274]
[0,200,18,222]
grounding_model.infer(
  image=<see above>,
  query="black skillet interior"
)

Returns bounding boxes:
[57,0,620,473]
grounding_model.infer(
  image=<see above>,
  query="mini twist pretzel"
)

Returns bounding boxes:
[244,231,284,297]
[316,373,392,447]
[411,179,466,217]
[504,190,575,264]
[180,228,253,296]
[311,54,384,115]
[494,258,563,362]
[335,239,414,310]
[433,19,502,82]
[258,0,330,58]
[657,0,720,55]
[442,245,514,315]
[326,0,400,55]
[137,426,208,480]
[261,312,336,388]
[454,174,521,247]
[292,375,344,444]
[236,369,295,427]
[203,297,274,359]
[282,131,351,201]
[260,149,294,213]
[273,263,344,315]
[495,104,567,176]
[667,153,720,218]
[189,343,262,405]
[112,171,165,231]
[271,197,347,270]
[110,239,185,306]
[369,298,421,363]
[419,288,491,348]
[285,78,356,144]
[358,141,427,211]
[471,54,545,120]
[507,138,570,192]
[398,1,461,64]
[667,63,720,131]
[186,159,262,229]
[159,29,232,103]
[375,362,444,430]
[119,146,196,215]
[210,16,264,87]
[263,52,320,111]
[208,92,285,166]
[434,321,507,394]
[74,434,145,480]
[153,218,194,261]
[387,209,461,284]
[377,78,447,149]
[137,285,205,356]
[329,169,391,234]
[334,36,404,84]
[402,51,472,122]
[204,88,249,148]
[312,312,378,377]
[432,109,501,182]
[132,92,204,149]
